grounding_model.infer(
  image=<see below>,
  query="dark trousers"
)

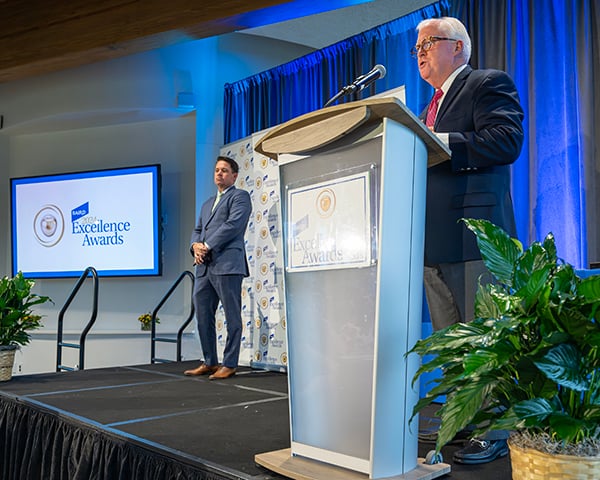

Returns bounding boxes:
[193,272,244,368]
[423,260,491,331]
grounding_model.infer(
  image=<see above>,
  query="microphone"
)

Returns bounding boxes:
[345,64,387,93]
[324,64,387,107]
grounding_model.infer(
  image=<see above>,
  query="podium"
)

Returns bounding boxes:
[254,97,451,479]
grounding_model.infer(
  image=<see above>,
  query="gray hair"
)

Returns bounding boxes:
[416,17,472,63]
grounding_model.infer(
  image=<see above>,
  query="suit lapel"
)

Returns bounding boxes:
[204,187,235,225]
[435,65,472,126]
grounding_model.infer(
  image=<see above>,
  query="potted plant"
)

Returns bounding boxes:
[0,272,52,381]
[138,312,159,331]
[411,218,600,479]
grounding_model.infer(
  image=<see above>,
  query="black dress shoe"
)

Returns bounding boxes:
[453,438,508,464]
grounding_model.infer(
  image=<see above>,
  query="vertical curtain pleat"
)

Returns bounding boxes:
[450,0,598,267]
[224,0,600,268]
[224,0,451,144]
[0,397,212,480]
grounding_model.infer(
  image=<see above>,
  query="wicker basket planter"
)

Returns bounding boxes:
[509,440,600,480]
[0,345,17,382]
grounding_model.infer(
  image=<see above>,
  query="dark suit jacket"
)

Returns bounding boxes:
[191,186,252,277]
[421,66,524,265]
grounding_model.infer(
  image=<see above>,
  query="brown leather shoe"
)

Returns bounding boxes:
[209,366,236,380]
[184,363,219,376]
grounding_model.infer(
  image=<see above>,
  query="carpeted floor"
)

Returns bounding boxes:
[0,361,511,479]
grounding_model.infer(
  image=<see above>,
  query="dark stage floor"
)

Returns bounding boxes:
[0,361,511,479]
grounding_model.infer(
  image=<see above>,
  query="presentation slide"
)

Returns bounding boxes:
[11,165,161,278]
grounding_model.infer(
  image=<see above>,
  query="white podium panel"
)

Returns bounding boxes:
[279,119,427,479]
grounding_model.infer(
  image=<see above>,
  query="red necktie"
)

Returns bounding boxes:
[426,89,443,127]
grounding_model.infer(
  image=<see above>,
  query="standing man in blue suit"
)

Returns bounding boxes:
[414,17,524,463]
[184,156,252,380]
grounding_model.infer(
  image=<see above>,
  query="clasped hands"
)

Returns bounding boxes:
[192,242,210,265]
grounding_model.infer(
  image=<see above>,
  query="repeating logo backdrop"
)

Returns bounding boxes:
[217,132,288,371]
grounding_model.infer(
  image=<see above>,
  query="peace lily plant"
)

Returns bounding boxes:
[411,219,600,461]
[0,272,51,347]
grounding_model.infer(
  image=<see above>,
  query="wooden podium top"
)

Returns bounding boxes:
[254,97,451,167]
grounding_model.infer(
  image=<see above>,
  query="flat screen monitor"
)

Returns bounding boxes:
[10,164,162,278]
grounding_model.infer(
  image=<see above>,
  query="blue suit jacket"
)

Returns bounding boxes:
[191,186,252,277]
[421,66,524,264]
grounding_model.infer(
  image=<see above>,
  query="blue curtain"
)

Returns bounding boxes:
[451,0,599,268]
[224,0,450,143]
[224,0,600,268]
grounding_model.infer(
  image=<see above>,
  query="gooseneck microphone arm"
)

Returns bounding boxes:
[324,64,387,107]
[323,89,347,108]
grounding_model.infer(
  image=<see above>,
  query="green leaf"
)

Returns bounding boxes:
[534,344,589,391]
[463,341,516,375]
[514,266,551,312]
[553,264,578,296]
[493,408,527,431]
[541,232,557,260]
[436,380,495,451]
[557,308,596,341]
[513,398,554,424]
[411,323,488,355]
[413,355,454,380]
[513,243,553,291]
[548,413,588,443]
[577,274,600,303]
[462,219,522,286]
[474,285,504,319]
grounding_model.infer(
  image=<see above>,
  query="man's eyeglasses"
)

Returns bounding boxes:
[411,36,458,57]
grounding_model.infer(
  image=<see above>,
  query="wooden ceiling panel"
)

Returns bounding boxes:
[0,0,295,83]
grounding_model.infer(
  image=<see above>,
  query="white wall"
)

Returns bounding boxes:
[0,32,313,374]
[0,136,8,276]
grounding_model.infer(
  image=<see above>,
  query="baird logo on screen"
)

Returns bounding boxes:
[70,202,131,246]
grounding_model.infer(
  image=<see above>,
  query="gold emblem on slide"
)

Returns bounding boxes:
[316,188,336,218]
[33,205,65,247]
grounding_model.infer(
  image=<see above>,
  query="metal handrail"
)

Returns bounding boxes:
[151,270,195,363]
[56,266,99,372]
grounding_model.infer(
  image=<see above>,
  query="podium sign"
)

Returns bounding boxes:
[287,170,372,272]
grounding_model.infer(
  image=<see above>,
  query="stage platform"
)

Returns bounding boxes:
[0,361,512,479]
